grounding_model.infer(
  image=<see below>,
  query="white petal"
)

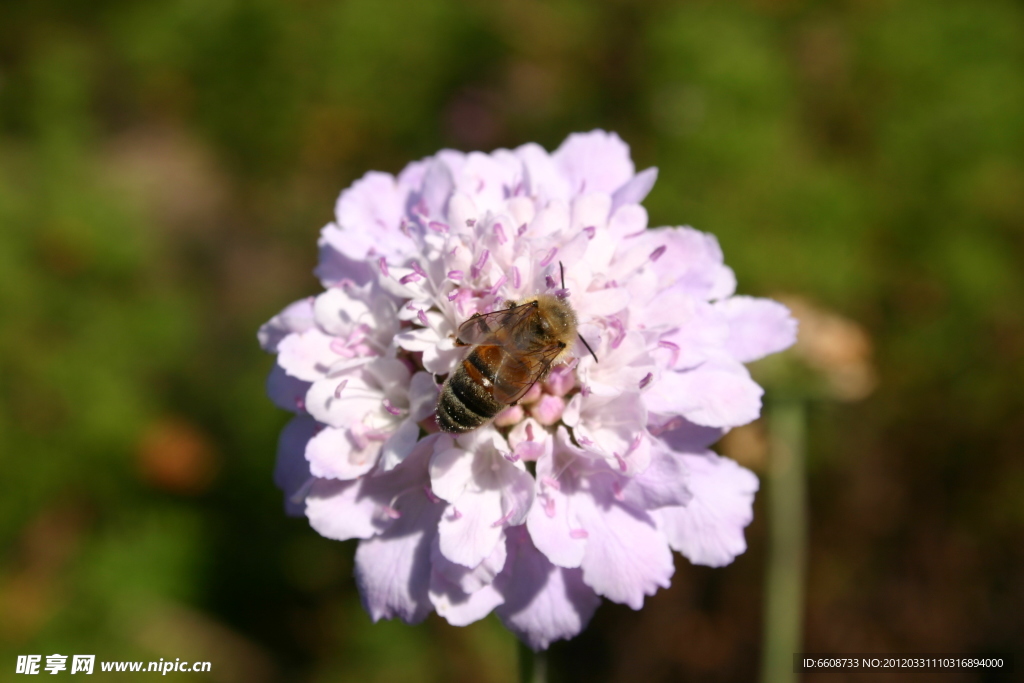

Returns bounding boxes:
[305,477,379,541]
[717,296,798,363]
[277,328,338,382]
[655,451,758,567]
[258,298,315,352]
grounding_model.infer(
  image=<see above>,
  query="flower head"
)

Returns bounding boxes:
[261,131,796,649]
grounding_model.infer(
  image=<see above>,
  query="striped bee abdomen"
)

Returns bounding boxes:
[436,347,506,433]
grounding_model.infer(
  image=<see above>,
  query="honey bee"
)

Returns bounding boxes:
[436,293,582,434]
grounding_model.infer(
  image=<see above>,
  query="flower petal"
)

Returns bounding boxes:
[717,296,798,363]
[655,451,758,567]
[305,477,379,541]
[611,166,658,212]
[576,492,674,609]
[266,363,311,414]
[305,425,378,480]
[354,489,443,624]
[274,415,317,516]
[496,528,601,651]
[553,130,635,196]
[646,357,763,429]
[277,327,338,382]
[258,298,315,352]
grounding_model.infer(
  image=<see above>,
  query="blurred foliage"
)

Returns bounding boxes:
[1,0,1022,681]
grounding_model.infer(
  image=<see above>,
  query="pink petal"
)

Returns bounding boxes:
[429,569,505,627]
[276,327,338,382]
[305,477,379,541]
[265,363,311,414]
[305,425,378,480]
[646,358,763,429]
[717,296,798,363]
[575,493,674,610]
[273,415,317,516]
[553,130,635,196]
[655,451,758,567]
[496,528,601,651]
[611,166,658,212]
[258,298,315,353]
[354,491,444,625]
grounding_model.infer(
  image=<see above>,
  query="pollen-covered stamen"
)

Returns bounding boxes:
[399,271,422,285]
[382,398,405,416]
[517,223,528,237]
[470,249,490,278]
[417,310,429,327]
[447,287,461,301]
[450,507,463,520]
[649,416,684,437]
[611,481,626,502]
[494,223,507,244]
[511,266,521,289]
[466,218,476,227]
[569,528,589,539]
[613,453,628,472]
[649,245,667,262]
[378,257,389,278]
[578,435,594,446]
[423,485,442,504]
[658,339,681,368]
[410,260,428,279]
[382,505,402,519]
[545,275,557,290]
[583,226,596,239]
[428,221,449,233]
[488,275,507,296]
[491,507,516,528]
[503,450,520,463]
[447,269,463,281]
[540,247,558,267]
[639,372,653,389]
[333,379,348,399]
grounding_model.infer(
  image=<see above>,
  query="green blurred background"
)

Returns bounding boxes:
[2,0,1022,681]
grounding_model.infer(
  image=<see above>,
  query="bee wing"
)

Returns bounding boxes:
[456,302,537,346]
[490,342,564,405]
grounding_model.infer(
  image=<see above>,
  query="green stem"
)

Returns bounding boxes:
[760,398,808,683]
[518,640,548,683]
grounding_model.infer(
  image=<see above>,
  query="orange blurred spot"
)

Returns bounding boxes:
[137,417,218,494]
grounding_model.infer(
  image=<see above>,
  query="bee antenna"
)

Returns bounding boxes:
[559,261,566,290]
[579,334,598,363]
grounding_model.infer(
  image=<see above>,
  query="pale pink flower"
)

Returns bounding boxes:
[261,130,796,649]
